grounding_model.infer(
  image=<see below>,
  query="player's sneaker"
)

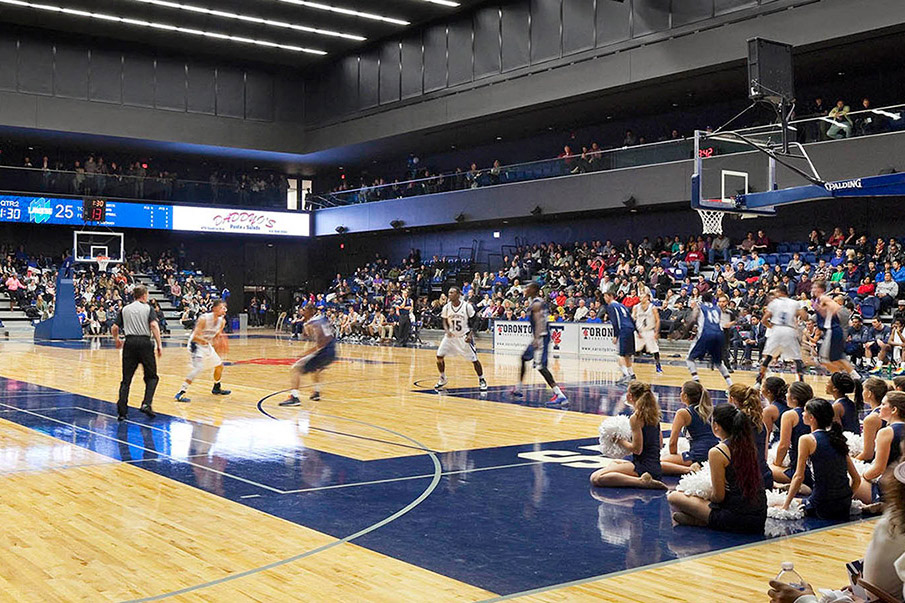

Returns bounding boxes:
[479,378,488,391]
[614,375,631,386]
[655,364,663,373]
[434,377,448,389]
[174,391,191,403]
[895,366,905,376]
[211,383,231,396]
[509,388,523,398]
[869,366,885,376]
[309,391,321,401]
[279,395,301,407]
[546,394,569,407]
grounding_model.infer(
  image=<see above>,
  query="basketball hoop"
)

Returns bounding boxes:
[96,256,111,272]
[697,209,726,235]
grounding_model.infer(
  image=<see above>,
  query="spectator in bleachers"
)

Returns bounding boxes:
[827,100,853,139]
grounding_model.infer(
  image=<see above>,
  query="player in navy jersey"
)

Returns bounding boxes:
[509,281,568,406]
[280,304,336,405]
[685,291,733,386]
[603,288,637,385]
[811,280,861,382]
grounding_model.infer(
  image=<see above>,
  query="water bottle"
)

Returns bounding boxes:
[775,561,806,591]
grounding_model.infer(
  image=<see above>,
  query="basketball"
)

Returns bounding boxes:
[212,332,229,356]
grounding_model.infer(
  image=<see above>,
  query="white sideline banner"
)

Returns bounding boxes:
[491,321,580,355]
[577,323,618,357]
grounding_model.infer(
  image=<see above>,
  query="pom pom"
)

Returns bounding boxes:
[596,503,632,546]
[598,415,633,458]
[851,459,872,480]
[675,463,713,500]
[844,432,864,458]
[661,436,690,460]
[764,518,807,538]
[767,442,789,468]
[766,488,804,520]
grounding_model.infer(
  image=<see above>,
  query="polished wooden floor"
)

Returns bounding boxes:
[0,333,872,601]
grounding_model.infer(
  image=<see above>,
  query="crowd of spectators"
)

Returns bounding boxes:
[317,94,902,205]
[297,226,905,373]
[0,145,290,207]
[1,244,223,335]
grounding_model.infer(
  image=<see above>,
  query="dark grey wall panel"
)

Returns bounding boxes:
[401,34,423,99]
[530,0,561,64]
[186,63,215,115]
[633,0,671,37]
[88,49,122,104]
[379,41,401,105]
[596,0,631,47]
[715,0,757,14]
[155,58,186,111]
[18,38,53,96]
[0,39,16,92]
[447,19,473,87]
[245,72,274,121]
[501,3,529,72]
[274,74,303,123]
[474,6,501,79]
[337,56,359,114]
[122,55,155,107]
[216,68,245,118]
[359,51,379,109]
[53,46,89,100]
[672,0,714,26]
[423,25,448,93]
[562,0,594,55]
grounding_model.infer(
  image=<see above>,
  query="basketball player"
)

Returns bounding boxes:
[434,287,487,391]
[756,285,806,386]
[811,280,860,380]
[632,293,662,373]
[685,291,733,386]
[174,300,230,402]
[509,281,568,406]
[280,304,336,405]
[603,288,637,385]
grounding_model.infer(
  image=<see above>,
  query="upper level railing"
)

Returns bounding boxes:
[0,164,289,208]
[309,102,905,208]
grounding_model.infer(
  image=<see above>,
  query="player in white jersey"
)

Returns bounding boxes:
[757,285,806,386]
[174,300,230,402]
[435,287,487,391]
[632,293,662,373]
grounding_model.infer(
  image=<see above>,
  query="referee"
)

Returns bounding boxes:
[111,285,162,421]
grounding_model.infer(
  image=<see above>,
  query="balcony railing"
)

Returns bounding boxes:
[309,102,905,208]
[0,165,288,208]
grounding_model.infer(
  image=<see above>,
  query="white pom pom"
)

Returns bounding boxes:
[598,415,633,458]
[596,503,632,546]
[675,463,713,500]
[852,458,871,478]
[766,488,804,520]
[764,518,807,537]
[661,436,690,460]
[845,432,864,458]
[767,441,789,468]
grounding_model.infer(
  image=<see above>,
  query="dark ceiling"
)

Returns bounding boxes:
[0,0,486,67]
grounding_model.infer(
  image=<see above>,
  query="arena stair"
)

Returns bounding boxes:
[0,293,37,337]
[132,274,189,337]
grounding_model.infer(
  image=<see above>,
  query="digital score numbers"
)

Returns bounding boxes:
[83,198,107,222]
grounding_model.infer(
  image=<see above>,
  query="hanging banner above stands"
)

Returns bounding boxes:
[492,320,618,358]
[0,195,310,237]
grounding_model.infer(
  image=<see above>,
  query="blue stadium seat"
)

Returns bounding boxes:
[764,253,778,265]
[860,296,880,319]
[778,253,792,266]
[804,253,817,264]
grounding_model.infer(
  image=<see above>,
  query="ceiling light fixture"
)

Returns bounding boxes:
[275,0,410,26]
[421,0,460,6]
[128,0,365,40]
[0,0,328,54]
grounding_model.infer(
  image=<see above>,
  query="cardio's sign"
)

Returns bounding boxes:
[172,206,310,237]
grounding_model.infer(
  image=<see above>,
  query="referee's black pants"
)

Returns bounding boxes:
[118,336,159,416]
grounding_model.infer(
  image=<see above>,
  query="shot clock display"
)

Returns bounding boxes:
[83,198,107,222]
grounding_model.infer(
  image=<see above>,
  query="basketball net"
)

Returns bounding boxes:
[697,209,725,235]
[96,256,111,273]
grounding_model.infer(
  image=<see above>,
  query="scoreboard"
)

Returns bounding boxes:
[0,195,309,237]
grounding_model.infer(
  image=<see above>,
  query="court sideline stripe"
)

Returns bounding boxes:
[478,517,875,601]
[123,390,444,602]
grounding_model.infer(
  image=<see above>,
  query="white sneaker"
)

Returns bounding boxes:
[479,378,488,391]
[434,378,448,389]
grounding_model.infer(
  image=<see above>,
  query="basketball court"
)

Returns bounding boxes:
[0,334,875,601]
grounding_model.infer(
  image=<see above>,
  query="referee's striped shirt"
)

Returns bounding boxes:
[116,300,158,336]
